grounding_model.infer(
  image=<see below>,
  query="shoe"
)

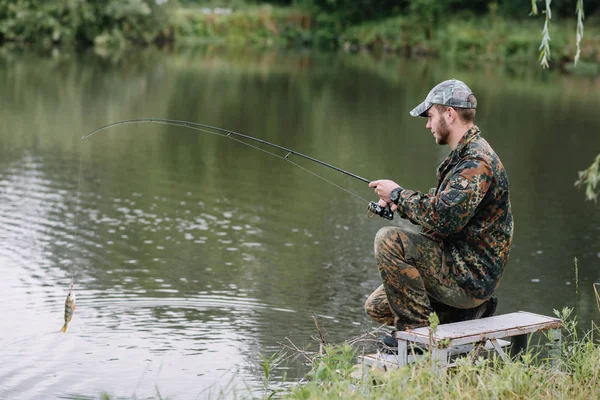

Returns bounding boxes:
[456,295,498,322]
[377,331,424,355]
[480,295,497,318]
[377,331,398,354]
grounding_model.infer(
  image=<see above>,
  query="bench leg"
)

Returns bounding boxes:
[489,339,509,362]
[395,339,408,366]
[510,333,529,358]
[431,347,448,374]
[548,328,561,371]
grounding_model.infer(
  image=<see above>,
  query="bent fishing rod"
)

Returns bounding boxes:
[82,118,394,220]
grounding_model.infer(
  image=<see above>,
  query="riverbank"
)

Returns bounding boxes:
[280,308,599,399]
[1,3,598,73]
[170,5,600,73]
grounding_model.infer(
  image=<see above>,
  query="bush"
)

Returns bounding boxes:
[172,6,314,47]
[0,0,169,48]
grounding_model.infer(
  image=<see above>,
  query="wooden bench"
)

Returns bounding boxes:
[360,311,563,371]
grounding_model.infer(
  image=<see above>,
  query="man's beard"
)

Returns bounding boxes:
[435,117,451,145]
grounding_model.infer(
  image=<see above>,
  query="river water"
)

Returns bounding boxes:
[0,47,599,399]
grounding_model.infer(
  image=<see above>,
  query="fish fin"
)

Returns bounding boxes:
[72,305,76,312]
[60,324,67,333]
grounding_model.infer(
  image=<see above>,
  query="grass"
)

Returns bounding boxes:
[277,307,600,399]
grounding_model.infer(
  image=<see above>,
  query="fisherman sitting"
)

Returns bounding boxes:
[366,79,514,350]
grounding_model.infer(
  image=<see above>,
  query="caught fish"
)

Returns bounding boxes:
[60,282,76,332]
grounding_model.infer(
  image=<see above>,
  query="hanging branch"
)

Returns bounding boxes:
[574,0,585,66]
[575,154,600,202]
[538,0,552,68]
[530,0,539,16]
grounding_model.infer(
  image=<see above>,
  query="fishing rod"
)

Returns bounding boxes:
[82,118,394,220]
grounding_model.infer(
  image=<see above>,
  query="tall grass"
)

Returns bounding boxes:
[595,283,600,312]
[277,307,599,399]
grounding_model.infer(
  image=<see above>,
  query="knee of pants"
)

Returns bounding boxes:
[364,299,373,315]
[364,295,393,324]
[374,226,406,260]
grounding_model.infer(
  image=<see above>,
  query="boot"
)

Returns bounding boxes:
[455,295,498,322]
[377,330,425,355]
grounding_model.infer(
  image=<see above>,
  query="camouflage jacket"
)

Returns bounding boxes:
[395,126,514,300]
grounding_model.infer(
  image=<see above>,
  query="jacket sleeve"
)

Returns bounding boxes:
[395,158,492,235]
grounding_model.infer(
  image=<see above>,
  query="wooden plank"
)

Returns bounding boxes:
[451,338,510,356]
[359,352,422,369]
[397,311,562,346]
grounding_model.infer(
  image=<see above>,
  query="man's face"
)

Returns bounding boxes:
[425,106,451,145]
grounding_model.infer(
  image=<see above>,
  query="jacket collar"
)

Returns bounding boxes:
[437,126,481,180]
[454,125,480,156]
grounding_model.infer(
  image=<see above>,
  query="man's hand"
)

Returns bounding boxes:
[369,179,400,212]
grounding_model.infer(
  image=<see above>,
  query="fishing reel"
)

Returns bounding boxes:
[367,201,394,220]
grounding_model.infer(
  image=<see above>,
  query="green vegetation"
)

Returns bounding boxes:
[171,5,312,47]
[1,1,598,70]
[576,154,600,202]
[0,0,171,49]
[341,15,600,67]
[168,6,600,70]
[275,308,600,400]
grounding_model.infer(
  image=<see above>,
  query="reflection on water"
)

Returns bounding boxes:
[0,47,599,398]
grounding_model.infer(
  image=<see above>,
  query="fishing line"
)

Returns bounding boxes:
[69,138,85,287]
[82,118,372,204]
[285,158,368,204]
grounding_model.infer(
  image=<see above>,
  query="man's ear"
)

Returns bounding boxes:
[446,107,456,123]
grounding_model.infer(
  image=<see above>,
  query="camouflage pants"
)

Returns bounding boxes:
[365,226,486,330]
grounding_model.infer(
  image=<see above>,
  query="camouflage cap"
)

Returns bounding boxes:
[409,79,476,118]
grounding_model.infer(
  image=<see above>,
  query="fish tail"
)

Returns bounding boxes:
[60,323,68,333]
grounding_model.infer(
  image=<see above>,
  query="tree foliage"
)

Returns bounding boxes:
[0,0,168,47]
[295,0,599,27]
[576,155,600,202]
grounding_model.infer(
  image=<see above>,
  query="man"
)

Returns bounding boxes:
[365,79,514,347]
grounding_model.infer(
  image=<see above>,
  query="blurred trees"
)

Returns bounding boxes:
[0,0,169,48]
[0,0,597,49]
[268,0,598,27]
